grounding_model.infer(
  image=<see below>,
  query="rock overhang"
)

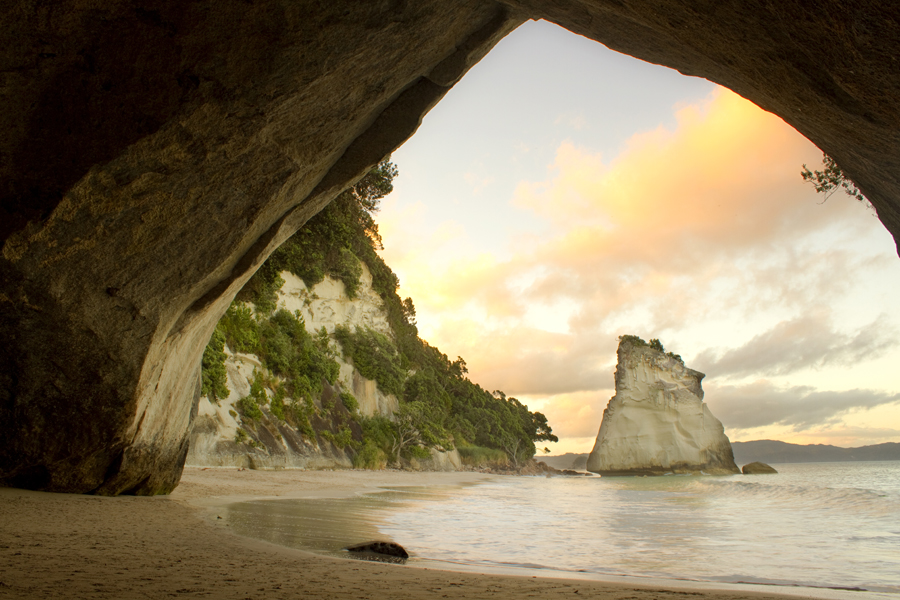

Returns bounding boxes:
[1,0,898,493]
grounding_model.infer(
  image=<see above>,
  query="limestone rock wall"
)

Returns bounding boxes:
[586,339,739,476]
[186,347,358,470]
[186,266,459,470]
[0,1,517,493]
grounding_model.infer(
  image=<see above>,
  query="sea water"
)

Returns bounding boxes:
[227,461,900,597]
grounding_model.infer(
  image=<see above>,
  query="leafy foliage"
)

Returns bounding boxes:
[333,325,405,398]
[257,309,340,401]
[801,153,867,204]
[200,158,557,469]
[353,439,388,469]
[457,444,508,468]
[200,328,229,403]
[218,304,260,354]
[340,391,359,413]
[619,334,648,347]
[236,372,266,421]
[320,427,355,449]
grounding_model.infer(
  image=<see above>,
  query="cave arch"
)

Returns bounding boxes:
[1,0,898,494]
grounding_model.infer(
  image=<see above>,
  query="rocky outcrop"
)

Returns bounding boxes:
[2,1,899,494]
[185,347,359,470]
[586,337,739,476]
[0,1,516,494]
[345,541,409,562]
[187,267,394,468]
[186,265,461,470]
[742,462,778,475]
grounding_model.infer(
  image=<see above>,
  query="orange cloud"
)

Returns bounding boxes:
[380,88,899,448]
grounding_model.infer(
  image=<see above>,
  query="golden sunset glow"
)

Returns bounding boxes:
[383,76,900,453]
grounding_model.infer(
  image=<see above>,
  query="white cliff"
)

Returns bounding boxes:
[277,265,398,418]
[586,337,739,476]
[278,265,392,337]
[187,263,459,471]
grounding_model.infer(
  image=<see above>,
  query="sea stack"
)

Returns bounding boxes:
[586,336,740,476]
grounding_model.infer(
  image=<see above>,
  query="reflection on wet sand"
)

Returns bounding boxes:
[227,485,473,562]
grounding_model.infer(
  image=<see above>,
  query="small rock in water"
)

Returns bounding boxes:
[742,461,778,474]
[344,541,409,562]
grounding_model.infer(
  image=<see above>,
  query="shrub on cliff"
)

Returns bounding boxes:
[200,328,229,403]
[257,309,339,401]
[333,325,405,398]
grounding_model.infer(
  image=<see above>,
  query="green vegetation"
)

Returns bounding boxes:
[340,391,359,413]
[457,444,508,468]
[353,439,388,469]
[200,328,229,403]
[333,325,405,397]
[200,159,557,469]
[236,372,266,421]
[320,427,354,449]
[801,153,868,204]
[621,334,683,363]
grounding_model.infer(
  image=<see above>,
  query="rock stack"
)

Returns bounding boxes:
[587,336,739,476]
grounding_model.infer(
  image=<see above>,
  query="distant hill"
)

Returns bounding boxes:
[541,441,900,470]
[538,452,588,471]
[731,440,900,464]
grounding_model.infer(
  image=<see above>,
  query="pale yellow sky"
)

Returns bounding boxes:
[377,22,900,454]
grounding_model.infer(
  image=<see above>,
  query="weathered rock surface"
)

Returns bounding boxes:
[742,461,778,475]
[186,266,461,470]
[2,0,899,494]
[345,541,409,562]
[0,0,516,494]
[586,338,740,476]
[185,346,359,470]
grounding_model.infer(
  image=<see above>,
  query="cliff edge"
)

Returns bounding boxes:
[586,336,739,476]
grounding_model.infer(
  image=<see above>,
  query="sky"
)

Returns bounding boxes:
[375,20,900,455]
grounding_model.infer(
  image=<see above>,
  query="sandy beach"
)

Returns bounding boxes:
[0,468,825,600]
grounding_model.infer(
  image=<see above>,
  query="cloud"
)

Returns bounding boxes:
[520,390,613,439]
[427,319,618,395]
[705,380,900,431]
[379,88,900,447]
[693,312,898,378]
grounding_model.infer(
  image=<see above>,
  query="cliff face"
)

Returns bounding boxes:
[2,0,899,494]
[587,338,739,476]
[186,264,459,471]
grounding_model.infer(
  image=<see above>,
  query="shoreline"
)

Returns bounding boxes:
[0,467,890,600]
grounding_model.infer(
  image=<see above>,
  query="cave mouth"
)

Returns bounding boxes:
[2,0,899,495]
[342,18,900,455]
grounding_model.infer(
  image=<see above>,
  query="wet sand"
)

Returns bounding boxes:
[0,467,822,600]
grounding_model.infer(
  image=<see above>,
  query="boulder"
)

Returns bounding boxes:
[586,337,740,476]
[742,461,779,474]
[345,541,409,562]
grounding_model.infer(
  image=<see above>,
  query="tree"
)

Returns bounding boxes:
[801,153,867,204]
[388,402,429,464]
[200,328,230,403]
